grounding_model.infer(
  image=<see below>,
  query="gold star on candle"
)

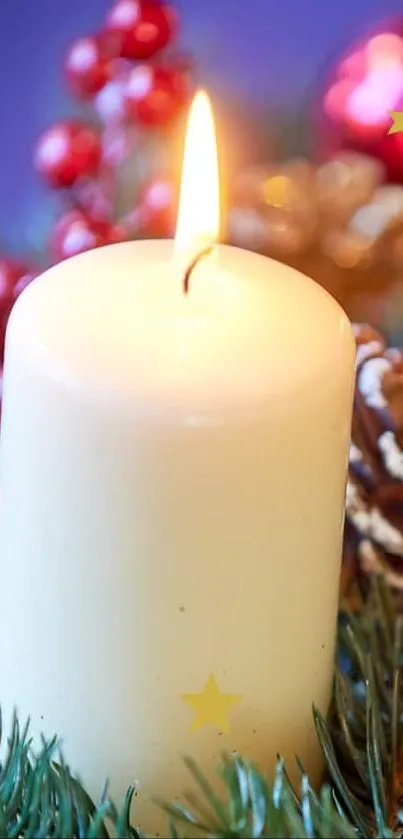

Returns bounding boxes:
[181,674,242,733]
[388,111,403,134]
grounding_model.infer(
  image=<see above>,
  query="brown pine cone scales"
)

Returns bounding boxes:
[344,323,403,594]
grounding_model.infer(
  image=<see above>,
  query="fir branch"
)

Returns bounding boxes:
[0,717,141,838]
[162,576,403,838]
[0,575,402,837]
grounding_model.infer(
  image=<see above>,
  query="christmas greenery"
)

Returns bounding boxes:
[1,577,402,838]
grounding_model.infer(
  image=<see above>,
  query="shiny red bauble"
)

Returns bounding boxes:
[65,33,118,99]
[106,0,176,60]
[50,210,125,261]
[316,22,403,182]
[35,121,102,188]
[124,64,189,125]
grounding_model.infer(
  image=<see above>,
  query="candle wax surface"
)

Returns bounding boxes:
[9,240,352,418]
[0,239,355,831]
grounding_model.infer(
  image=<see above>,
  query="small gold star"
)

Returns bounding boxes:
[388,111,403,134]
[181,674,242,733]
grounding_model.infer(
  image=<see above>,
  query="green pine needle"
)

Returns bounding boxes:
[1,575,403,837]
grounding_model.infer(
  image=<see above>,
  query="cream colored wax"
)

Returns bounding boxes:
[0,239,355,831]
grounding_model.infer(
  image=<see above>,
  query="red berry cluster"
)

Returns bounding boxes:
[0,1,189,409]
[33,0,190,259]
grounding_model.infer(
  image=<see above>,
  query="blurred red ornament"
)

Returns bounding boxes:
[64,34,118,99]
[95,77,127,123]
[316,22,403,182]
[106,0,175,60]
[0,259,31,312]
[124,63,189,125]
[0,260,35,365]
[74,178,114,221]
[119,206,150,237]
[12,271,37,300]
[102,123,133,166]
[108,222,128,244]
[139,177,175,234]
[35,121,102,188]
[50,210,116,260]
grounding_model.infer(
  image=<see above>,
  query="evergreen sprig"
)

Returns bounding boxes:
[1,576,402,838]
[0,712,139,838]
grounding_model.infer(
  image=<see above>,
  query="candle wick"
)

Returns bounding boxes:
[183,246,213,295]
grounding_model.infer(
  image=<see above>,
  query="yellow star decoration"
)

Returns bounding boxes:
[388,111,403,134]
[181,674,242,733]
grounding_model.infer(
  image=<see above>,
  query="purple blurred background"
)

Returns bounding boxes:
[0,0,402,252]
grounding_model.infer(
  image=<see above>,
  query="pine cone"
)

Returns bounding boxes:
[344,323,403,594]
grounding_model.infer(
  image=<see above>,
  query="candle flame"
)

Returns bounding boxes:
[175,90,220,259]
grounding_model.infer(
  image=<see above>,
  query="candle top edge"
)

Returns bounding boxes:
[3,239,355,416]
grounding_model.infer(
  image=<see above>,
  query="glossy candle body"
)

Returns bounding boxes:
[0,241,355,830]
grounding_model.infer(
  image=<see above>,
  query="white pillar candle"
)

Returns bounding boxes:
[0,93,355,831]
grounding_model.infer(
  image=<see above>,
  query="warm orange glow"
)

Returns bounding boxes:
[174,90,220,258]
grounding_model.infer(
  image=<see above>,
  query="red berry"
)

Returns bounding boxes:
[139,177,175,234]
[50,210,116,261]
[0,259,30,311]
[106,0,175,61]
[108,222,128,244]
[0,260,34,365]
[13,271,37,301]
[95,77,127,123]
[35,121,101,188]
[74,178,114,221]
[119,206,150,237]
[160,4,179,36]
[101,123,132,166]
[65,35,115,99]
[124,64,189,125]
